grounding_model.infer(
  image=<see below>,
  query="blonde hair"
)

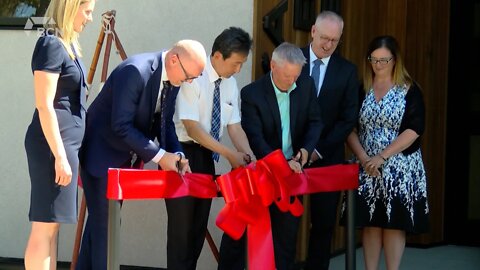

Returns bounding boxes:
[44,0,89,59]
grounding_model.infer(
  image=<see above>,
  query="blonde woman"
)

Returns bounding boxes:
[24,0,95,269]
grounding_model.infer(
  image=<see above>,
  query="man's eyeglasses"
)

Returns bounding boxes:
[318,35,341,45]
[368,56,394,65]
[176,53,200,81]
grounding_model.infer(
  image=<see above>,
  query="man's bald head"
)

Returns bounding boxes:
[166,39,207,86]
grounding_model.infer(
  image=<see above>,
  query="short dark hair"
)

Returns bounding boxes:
[211,27,253,59]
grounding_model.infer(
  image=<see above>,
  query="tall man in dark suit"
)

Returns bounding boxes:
[218,42,323,270]
[76,40,207,270]
[301,11,359,270]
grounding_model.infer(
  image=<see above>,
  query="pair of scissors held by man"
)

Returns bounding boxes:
[174,152,254,182]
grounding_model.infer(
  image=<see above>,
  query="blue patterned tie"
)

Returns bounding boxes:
[159,81,171,149]
[312,58,323,96]
[210,78,222,161]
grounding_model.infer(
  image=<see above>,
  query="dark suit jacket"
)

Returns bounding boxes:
[301,47,359,165]
[81,52,181,177]
[241,72,323,160]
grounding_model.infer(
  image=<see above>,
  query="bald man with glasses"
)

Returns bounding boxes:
[77,40,206,270]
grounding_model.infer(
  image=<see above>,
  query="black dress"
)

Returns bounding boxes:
[24,33,87,223]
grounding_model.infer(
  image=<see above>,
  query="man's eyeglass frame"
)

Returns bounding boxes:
[176,53,200,81]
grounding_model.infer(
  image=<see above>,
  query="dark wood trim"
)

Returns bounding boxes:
[253,0,451,252]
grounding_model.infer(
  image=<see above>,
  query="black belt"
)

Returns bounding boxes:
[180,140,200,145]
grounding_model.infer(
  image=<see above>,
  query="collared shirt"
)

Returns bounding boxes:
[155,51,171,112]
[150,51,170,163]
[270,72,297,158]
[309,45,331,94]
[174,57,241,142]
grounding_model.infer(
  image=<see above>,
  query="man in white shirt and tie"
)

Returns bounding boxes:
[169,27,255,270]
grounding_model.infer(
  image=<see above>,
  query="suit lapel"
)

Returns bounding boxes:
[150,53,162,114]
[301,47,311,79]
[290,86,299,139]
[263,75,282,141]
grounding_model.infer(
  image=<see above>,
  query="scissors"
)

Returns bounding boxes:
[176,153,186,184]
[244,153,252,164]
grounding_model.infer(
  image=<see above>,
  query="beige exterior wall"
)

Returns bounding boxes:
[0,0,253,268]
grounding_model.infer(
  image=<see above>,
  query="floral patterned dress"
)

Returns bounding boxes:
[353,84,429,233]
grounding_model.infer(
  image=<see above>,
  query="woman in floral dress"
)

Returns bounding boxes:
[346,35,429,270]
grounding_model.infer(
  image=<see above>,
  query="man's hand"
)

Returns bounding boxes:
[243,152,256,164]
[292,148,308,167]
[177,157,191,175]
[226,150,247,169]
[158,152,181,171]
[288,159,303,174]
[309,150,321,165]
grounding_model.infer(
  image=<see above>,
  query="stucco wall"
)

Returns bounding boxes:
[0,0,253,268]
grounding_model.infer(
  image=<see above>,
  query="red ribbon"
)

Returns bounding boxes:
[106,169,217,200]
[105,150,358,269]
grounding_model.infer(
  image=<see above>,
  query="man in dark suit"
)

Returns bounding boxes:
[301,11,359,270]
[76,40,207,270]
[218,42,322,270]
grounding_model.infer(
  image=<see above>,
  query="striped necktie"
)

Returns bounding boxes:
[210,78,222,161]
[159,81,171,148]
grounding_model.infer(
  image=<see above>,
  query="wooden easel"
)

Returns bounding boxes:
[70,10,219,269]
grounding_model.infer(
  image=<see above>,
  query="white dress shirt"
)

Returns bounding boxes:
[150,51,170,163]
[309,45,331,95]
[174,58,241,142]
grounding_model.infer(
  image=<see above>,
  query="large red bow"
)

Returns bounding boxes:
[215,150,358,270]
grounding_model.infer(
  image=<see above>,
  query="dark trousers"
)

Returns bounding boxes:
[218,233,246,270]
[305,191,340,270]
[76,169,108,270]
[218,203,301,270]
[165,142,215,270]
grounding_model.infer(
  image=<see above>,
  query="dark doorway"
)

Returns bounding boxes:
[445,0,480,246]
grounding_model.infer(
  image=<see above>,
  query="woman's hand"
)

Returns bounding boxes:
[363,155,385,177]
[55,156,72,186]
